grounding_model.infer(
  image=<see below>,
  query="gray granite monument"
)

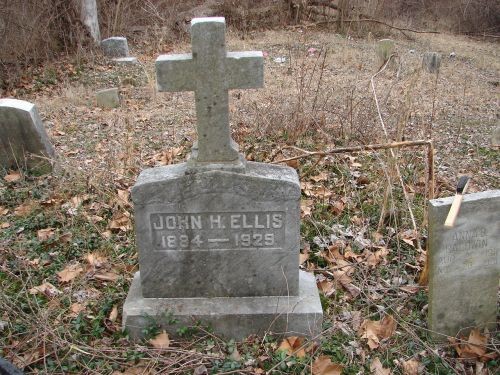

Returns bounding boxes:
[101,37,138,64]
[96,88,120,109]
[122,17,323,340]
[376,39,395,67]
[428,190,499,340]
[0,98,54,173]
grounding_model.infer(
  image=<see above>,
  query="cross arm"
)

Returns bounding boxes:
[226,51,264,90]
[156,54,196,92]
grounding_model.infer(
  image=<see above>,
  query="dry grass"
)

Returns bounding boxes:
[1,25,499,374]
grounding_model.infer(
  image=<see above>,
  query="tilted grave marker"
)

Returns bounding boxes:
[428,190,499,340]
[123,17,323,340]
[0,99,54,173]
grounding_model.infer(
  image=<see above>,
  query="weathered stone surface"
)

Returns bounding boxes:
[0,99,54,172]
[132,161,301,298]
[101,37,129,58]
[376,39,395,67]
[123,270,323,340]
[96,88,120,108]
[428,190,499,340]
[422,52,441,74]
[156,17,263,167]
[0,357,24,375]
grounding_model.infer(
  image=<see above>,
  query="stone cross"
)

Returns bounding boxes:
[156,17,263,164]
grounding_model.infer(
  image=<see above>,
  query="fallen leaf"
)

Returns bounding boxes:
[109,212,132,232]
[285,159,299,169]
[94,271,119,282]
[0,206,9,215]
[14,202,35,216]
[401,358,420,375]
[450,329,497,361]
[116,189,130,207]
[149,330,170,349]
[359,315,397,350]
[4,171,21,182]
[364,247,389,268]
[37,227,55,241]
[317,279,336,297]
[57,263,83,283]
[85,252,108,268]
[59,232,73,243]
[109,305,118,322]
[312,355,343,375]
[330,200,345,216]
[29,282,61,297]
[1,222,10,229]
[370,357,391,375]
[301,199,314,217]
[69,303,85,316]
[311,172,328,183]
[277,336,306,358]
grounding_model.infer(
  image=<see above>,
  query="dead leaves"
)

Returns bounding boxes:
[370,357,391,375]
[37,227,55,241]
[109,211,132,232]
[312,356,343,375]
[57,263,83,283]
[450,329,498,362]
[277,336,306,358]
[149,330,170,349]
[3,171,22,182]
[29,282,61,298]
[359,315,397,350]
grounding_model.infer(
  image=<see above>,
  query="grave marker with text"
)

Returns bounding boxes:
[428,190,499,339]
[123,17,323,340]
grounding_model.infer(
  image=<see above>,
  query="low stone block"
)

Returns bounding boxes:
[492,126,500,147]
[96,88,120,109]
[376,39,395,67]
[113,57,138,65]
[101,37,129,58]
[428,190,499,340]
[0,98,54,173]
[132,161,301,298]
[123,270,323,340]
[423,52,441,74]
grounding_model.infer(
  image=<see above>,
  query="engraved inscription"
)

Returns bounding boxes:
[150,211,285,250]
[436,226,496,277]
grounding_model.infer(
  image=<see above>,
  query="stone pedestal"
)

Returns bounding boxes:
[122,162,323,339]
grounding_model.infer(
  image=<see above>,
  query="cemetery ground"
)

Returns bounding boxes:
[1,27,499,374]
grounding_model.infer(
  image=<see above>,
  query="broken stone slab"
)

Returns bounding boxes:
[123,270,323,340]
[428,190,500,340]
[423,52,441,74]
[101,37,130,58]
[113,57,138,65]
[0,357,24,375]
[96,88,120,109]
[0,98,54,173]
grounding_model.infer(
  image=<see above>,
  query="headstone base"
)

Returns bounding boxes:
[123,270,323,340]
[113,57,138,64]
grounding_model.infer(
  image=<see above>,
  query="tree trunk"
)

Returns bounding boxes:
[79,0,101,43]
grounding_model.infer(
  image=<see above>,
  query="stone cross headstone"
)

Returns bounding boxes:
[428,190,499,340]
[0,99,54,173]
[123,17,322,340]
[422,52,441,74]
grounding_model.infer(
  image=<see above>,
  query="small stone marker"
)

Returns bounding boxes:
[96,88,120,109]
[422,52,441,74]
[376,39,395,67]
[101,37,130,58]
[0,99,54,173]
[492,126,500,148]
[123,17,323,340]
[428,190,499,340]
